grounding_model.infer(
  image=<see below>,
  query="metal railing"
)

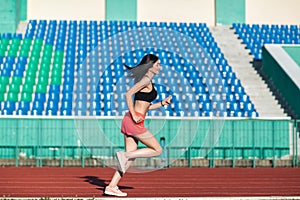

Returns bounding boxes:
[0,145,294,168]
[0,117,298,168]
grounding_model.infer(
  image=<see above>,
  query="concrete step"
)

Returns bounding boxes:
[209,25,287,118]
[16,21,28,35]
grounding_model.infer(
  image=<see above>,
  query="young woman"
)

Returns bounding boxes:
[104,54,172,197]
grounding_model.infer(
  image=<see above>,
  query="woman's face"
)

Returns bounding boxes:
[150,60,162,74]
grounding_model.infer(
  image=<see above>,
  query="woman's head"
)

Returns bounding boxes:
[125,53,160,83]
[138,54,159,66]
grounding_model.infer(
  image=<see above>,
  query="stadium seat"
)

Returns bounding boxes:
[17,101,30,115]
[0,20,264,117]
[2,101,16,115]
[232,23,300,59]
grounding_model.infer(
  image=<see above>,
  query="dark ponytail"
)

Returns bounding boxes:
[125,54,159,83]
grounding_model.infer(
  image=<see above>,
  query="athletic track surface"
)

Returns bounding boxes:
[0,167,299,198]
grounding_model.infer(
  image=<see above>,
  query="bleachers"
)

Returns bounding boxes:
[0,20,259,117]
[232,23,300,60]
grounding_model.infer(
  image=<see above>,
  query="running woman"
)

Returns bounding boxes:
[104,54,172,197]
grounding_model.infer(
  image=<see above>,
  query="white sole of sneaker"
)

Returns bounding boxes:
[104,190,127,197]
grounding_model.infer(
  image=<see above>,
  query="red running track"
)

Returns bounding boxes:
[0,167,300,198]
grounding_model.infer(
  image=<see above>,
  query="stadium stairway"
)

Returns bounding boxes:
[210,26,287,117]
[16,21,27,35]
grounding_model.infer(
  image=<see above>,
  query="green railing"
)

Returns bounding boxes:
[0,116,298,168]
[262,45,300,118]
[292,119,300,167]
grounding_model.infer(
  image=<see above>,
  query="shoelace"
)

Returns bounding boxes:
[114,186,123,193]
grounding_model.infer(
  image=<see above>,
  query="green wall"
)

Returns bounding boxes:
[216,0,245,25]
[20,0,27,21]
[106,0,137,21]
[0,0,27,33]
[0,118,290,165]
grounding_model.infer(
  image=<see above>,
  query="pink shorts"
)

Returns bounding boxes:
[121,112,148,135]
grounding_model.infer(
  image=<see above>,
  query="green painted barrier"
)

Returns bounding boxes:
[262,46,300,118]
[0,117,296,168]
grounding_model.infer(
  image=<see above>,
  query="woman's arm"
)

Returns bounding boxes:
[125,76,151,122]
[149,95,172,110]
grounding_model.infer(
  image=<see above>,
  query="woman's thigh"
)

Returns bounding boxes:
[124,134,138,152]
[133,131,161,151]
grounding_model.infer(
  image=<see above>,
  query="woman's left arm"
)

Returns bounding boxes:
[149,95,172,110]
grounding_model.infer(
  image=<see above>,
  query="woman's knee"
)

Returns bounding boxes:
[154,145,163,156]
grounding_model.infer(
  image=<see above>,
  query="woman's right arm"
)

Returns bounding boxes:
[125,76,151,122]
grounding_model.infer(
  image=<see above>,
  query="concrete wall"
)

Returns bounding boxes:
[22,0,300,25]
[246,0,300,25]
[137,0,215,25]
[27,0,105,20]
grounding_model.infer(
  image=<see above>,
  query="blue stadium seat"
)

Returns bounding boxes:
[62,84,73,93]
[62,92,72,102]
[75,99,87,116]
[232,23,300,60]
[49,85,60,94]
[0,20,264,117]
[63,76,74,85]
[31,100,44,115]
[35,93,46,102]
[17,101,30,115]
[48,92,60,103]
[2,101,16,115]
[46,99,59,115]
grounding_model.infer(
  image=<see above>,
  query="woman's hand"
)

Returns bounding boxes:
[132,113,143,123]
[162,95,172,106]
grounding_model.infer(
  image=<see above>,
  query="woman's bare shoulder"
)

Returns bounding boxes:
[127,75,151,95]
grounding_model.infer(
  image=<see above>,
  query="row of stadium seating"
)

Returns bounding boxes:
[0,20,259,117]
[232,23,300,60]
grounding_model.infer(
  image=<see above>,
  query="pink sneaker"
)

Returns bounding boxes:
[116,151,127,174]
[104,186,127,197]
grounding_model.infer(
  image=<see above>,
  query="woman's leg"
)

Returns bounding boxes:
[107,134,138,187]
[125,131,163,159]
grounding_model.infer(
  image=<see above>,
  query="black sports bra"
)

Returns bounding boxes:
[134,83,157,103]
